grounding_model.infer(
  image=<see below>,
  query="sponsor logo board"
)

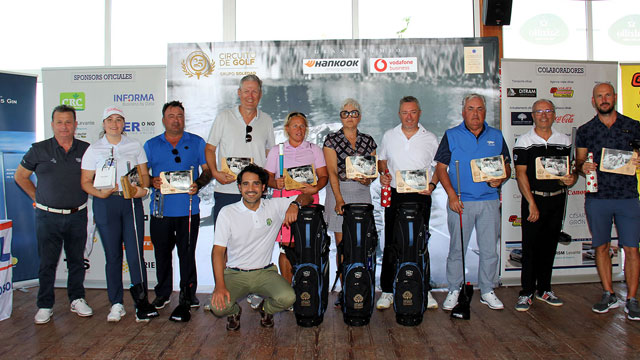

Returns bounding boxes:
[506,88,537,97]
[511,111,533,125]
[369,57,417,73]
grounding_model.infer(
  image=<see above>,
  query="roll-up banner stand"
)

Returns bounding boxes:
[42,66,166,289]
[500,59,620,285]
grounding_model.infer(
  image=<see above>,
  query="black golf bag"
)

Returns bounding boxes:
[286,204,331,327]
[338,203,378,326]
[392,202,430,326]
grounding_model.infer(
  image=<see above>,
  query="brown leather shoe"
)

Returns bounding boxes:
[226,307,241,331]
[258,300,274,328]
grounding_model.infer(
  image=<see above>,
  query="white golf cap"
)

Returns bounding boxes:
[102,105,125,120]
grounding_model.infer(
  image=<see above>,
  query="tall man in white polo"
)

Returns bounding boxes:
[376,96,440,310]
[205,74,275,225]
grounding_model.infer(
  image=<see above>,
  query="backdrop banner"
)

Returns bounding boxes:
[500,59,619,285]
[0,71,37,283]
[168,38,501,291]
[42,66,166,289]
[0,221,13,321]
[619,63,640,196]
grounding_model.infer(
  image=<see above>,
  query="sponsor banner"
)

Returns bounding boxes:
[620,64,640,122]
[369,57,417,73]
[302,58,361,74]
[168,38,501,290]
[0,221,13,321]
[0,71,37,283]
[42,66,165,289]
[501,59,618,284]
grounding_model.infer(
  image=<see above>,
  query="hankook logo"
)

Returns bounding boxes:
[302,58,361,74]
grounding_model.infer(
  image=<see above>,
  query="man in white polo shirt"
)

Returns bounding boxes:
[376,96,440,311]
[205,75,275,225]
[209,164,312,330]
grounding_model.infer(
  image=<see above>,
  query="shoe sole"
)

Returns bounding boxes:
[135,317,151,323]
[427,303,439,309]
[190,304,200,308]
[376,303,392,310]
[34,316,52,325]
[515,305,531,312]
[624,307,640,321]
[535,295,563,307]
[592,302,619,314]
[154,300,170,310]
[70,308,93,317]
[442,304,456,311]
[480,299,504,310]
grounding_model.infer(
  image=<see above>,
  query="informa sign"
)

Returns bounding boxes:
[500,59,619,285]
[168,38,501,290]
[0,71,37,283]
[42,66,166,288]
[0,221,13,321]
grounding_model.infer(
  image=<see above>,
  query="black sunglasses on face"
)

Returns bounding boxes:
[171,148,181,163]
[340,110,360,119]
[245,125,253,143]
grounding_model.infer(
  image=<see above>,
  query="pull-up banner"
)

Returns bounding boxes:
[42,66,166,289]
[500,59,619,285]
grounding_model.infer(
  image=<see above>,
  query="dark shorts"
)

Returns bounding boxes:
[585,198,640,248]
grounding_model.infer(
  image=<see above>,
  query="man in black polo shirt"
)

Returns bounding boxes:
[15,104,93,324]
[512,99,577,312]
[576,82,640,321]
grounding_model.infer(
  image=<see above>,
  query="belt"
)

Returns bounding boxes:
[532,188,566,197]
[36,202,87,214]
[227,264,273,272]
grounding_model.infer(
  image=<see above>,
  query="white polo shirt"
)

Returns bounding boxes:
[378,123,439,188]
[214,197,294,270]
[81,135,147,189]
[207,107,275,194]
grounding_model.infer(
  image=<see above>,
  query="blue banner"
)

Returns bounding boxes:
[0,71,37,282]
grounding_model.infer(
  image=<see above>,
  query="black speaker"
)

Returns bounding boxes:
[483,0,512,26]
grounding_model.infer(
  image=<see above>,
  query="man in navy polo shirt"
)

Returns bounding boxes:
[435,93,511,312]
[15,104,93,324]
[144,101,211,312]
[575,82,640,321]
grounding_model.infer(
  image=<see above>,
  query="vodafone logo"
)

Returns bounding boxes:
[632,72,640,87]
[369,57,417,73]
[374,59,388,72]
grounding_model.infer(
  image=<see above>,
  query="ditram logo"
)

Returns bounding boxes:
[60,92,85,110]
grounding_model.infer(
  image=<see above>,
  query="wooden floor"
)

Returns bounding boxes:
[2,282,640,359]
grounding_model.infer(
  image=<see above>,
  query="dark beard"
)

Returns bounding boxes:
[597,103,615,115]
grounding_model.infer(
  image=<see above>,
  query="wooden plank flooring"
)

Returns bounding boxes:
[2,282,640,359]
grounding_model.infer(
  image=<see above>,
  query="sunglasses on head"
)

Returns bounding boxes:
[287,112,307,121]
[245,125,253,143]
[340,110,360,119]
[171,148,181,163]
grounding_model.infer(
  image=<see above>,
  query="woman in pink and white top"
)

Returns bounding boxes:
[264,112,329,283]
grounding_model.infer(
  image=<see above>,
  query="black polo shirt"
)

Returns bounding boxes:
[576,112,640,199]
[513,127,571,193]
[21,137,89,209]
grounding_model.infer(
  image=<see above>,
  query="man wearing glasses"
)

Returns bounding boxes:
[512,99,577,312]
[205,75,276,225]
[144,101,211,312]
[376,96,440,311]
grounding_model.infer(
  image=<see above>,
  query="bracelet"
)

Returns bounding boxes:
[429,182,437,190]
[290,200,302,209]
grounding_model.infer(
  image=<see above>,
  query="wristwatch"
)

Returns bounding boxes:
[290,200,302,209]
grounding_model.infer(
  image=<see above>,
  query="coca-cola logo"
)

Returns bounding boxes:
[555,114,574,123]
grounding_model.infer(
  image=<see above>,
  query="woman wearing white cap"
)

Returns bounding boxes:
[80,106,158,322]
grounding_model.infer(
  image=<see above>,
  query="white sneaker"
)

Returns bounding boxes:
[376,292,394,310]
[247,294,263,310]
[70,298,93,317]
[107,303,126,322]
[427,291,438,309]
[34,308,53,324]
[480,291,504,310]
[443,290,460,311]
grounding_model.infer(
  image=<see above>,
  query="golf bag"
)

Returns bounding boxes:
[392,202,430,326]
[338,203,378,326]
[286,204,331,327]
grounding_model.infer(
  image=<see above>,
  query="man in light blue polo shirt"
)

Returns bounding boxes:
[144,101,211,313]
[435,93,511,311]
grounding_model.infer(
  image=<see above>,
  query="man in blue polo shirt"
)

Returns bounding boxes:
[435,93,511,311]
[575,82,640,321]
[144,101,211,313]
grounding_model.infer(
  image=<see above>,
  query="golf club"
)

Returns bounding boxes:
[451,160,473,320]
